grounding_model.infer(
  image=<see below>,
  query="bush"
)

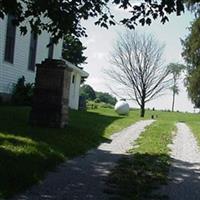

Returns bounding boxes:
[86,101,98,109]
[80,84,117,105]
[98,102,113,109]
[96,91,117,105]
[86,101,114,110]
[11,76,34,106]
[94,98,101,103]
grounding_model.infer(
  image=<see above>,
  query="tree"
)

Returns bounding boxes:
[185,0,200,16]
[167,63,185,112]
[186,67,200,108]
[182,17,200,108]
[80,84,117,105]
[1,0,195,42]
[80,84,96,100]
[107,31,170,117]
[182,18,200,73]
[62,34,87,66]
[96,92,117,105]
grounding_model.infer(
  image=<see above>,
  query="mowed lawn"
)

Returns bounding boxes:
[0,106,144,198]
[0,106,200,199]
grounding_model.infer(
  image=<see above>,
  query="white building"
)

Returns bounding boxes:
[0,14,89,110]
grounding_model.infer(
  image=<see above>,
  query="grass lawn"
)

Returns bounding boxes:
[184,114,200,148]
[0,106,146,198]
[105,111,200,200]
[1,106,200,199]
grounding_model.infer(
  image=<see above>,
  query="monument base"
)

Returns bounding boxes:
[29,59,72,128]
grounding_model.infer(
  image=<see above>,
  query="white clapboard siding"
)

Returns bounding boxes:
[0,15,63,94]
[0,16,89,110]
[69,72,82,110]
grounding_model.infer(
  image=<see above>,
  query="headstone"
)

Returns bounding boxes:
[29,59,72,128]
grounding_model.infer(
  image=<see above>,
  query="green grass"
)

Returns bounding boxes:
[0,106,144,198]
[105,111,200,200]
[1,106,200,199]
[182,113,200,151]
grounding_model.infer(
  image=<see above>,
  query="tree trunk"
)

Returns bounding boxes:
[172,90,175,112]
[140,101,145,117]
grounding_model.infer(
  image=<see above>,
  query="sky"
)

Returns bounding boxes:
[80,7,196,113]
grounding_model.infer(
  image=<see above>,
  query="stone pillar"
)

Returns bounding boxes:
[29,59,72,128]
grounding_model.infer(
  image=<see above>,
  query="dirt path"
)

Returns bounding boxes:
[161,123,200,200]
[11,120,154,200]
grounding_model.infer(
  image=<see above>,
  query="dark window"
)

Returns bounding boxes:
[72,75,75,84]
[48,38,54,59]
[28,33,38,71]
[4,14,16,63]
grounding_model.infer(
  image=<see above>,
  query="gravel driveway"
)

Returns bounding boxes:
[11,120,154,200]
[161,123,200,200]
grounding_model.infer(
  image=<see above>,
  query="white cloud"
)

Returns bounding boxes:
[85,77,108,92]
[83,37,96,46]
[92,52,107,59]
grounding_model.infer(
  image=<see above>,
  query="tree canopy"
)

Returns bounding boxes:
[96,91,117,105]
[1,0,195,42]
[182,18,200,73]
[80,84,96,101]
[80,84,117,105]
[186,67,200,108]
[62,35,87,66]
[182,17,200,108]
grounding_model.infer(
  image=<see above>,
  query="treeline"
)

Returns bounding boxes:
[80,84,117,105]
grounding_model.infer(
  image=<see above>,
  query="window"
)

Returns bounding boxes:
[48,38,54,59]
[72,75,75,84]
[4,14,16,63]
[28,33,38,71]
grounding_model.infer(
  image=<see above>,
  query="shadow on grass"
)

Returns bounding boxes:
[10,149,200,200]
[0,106,123,198]
[105,153,171,200]
[106,153,200,200]
[11,149,130,200]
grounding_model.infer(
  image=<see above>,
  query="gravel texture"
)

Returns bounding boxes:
[161,123,200,200]
[11,120,154,200]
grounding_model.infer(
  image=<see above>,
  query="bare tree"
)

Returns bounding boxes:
[107,31,170,117]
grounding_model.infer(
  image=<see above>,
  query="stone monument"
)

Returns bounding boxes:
[29,59,72,128]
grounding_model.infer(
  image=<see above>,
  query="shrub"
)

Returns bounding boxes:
[96,91,117,105]
[86,101,98,109]
[94,98,101,103]
[11,76,34,106]
[86,101,114,109]
[98,102,113,109]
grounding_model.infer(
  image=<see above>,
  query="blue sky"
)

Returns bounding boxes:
[81,9,196,112]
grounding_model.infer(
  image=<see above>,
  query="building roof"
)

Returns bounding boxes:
[61,58,89,78]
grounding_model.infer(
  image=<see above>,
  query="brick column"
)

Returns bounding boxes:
[29,59,72,128]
